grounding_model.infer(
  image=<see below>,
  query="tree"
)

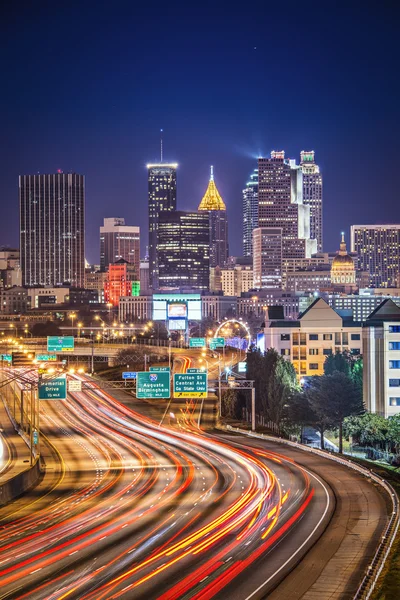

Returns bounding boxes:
[343,413,389,448]
[31,321,61,336]
[388,415,400,454]
[306,372,364,452]
[324,352,352,377]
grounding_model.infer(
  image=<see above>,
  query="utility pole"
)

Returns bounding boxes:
[251,387,256,432]
[90,332,94,374]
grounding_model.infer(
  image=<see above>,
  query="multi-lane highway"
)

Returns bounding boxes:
[0,369,389,600]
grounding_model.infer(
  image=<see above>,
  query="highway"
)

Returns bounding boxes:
[0,369,389,599]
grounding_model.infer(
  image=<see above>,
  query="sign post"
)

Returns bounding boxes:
[209,337,225,350]
[47,337,74,352]
[189,338,206,348]
[173,372,208,398]
[38,376,67,400]
[137,371,170,399]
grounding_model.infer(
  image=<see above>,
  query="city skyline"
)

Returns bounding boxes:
[1,2,399,263]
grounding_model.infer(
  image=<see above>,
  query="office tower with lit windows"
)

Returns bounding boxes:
[100,218,140,275]
[19,172,85,287]
[351,225,400,288]
[148,163,177,289]
[300,151,323,252]
[243,169,258,257]
[258,151,316,261]
[252,227,283,289]
[198,167,229,268]
[157,211,210,290]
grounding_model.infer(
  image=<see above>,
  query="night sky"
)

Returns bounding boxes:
[1,1,399,264]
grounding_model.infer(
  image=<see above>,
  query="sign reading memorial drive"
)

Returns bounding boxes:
[38,376,67,400]
[173,372,207,398]
[47,336,74,352]
[137,371,170,399]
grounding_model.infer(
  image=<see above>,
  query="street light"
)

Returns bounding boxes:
[77,322,83,338]
[69,312,77,336]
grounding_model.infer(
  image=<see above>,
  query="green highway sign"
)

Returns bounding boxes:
[209,337,225,349]
[187,368,202,373]
[38,376,67,400]
[149,366,170,372]
[137,371,170,399]
[47,336,74,352]
[36,353,57,362]
[0,354,12,363]
[189,337,206,348]
[173,372,208,398]
[238,361,247,373]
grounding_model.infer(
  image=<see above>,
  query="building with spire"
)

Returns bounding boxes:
[198,166,229,268]
[243,169,258,257]
[330,232,356,290]
[147,132,177,290]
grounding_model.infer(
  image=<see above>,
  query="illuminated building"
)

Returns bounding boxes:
[330,233,356,291]
[264,298,362,378]
[104,259,136,306]
[351,224,400,288]
[363,299,400,417]
[198,166,229,268]
[147,163,177,289]
[84,270,108,303]
[242,169,258,256]
[221,264,253,296]
[100,218,140,274]
[252,227,282,289]
[300,151,323,251]
[20,172,85,287]
[157,211,210,291]
[257,152,316,262]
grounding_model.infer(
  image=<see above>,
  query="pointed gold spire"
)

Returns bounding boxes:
[198,166,226,211]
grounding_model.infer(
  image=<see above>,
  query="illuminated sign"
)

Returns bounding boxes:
[238,361,247,373]
[153,294,202,321]
[47,336,74,352]
[167,303,187,318]
[189,338,206,348]
[131,281,140,297]
[36,353,57,362]
[173,373,207,398]
[137,372,170,398]
[38,376,67,400]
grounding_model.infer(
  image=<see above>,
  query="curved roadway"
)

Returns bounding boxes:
[0,371,389,600]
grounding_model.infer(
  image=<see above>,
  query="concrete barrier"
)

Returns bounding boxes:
[0,457,42,507]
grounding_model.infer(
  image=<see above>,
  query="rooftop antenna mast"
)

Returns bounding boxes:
[160,128,163,162]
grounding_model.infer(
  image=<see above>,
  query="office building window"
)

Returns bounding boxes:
[281,349,290,356]
[309,363,319,370]
[342,332,348,345]
[351,333,361,340]
[335,332,341,345]
[389,342,400,350]
[323,334,332,341]
[309,334,318,340]
[389,326,400,333]
[389,361,400,369]
[323,348,332,356]
[281,334,290,341]
[389,397,400,406]
[351,348,361,355]
[389,379,400,387]
[293,333,299,345]
[309,348,319,355]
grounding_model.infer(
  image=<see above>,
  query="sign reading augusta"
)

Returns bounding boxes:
[136,371,170,399]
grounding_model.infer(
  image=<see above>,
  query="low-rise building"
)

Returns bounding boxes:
[85,271,107,303]
[221,265,253,297]
[238,290,313,321]
[363,299,400,417]
[264,298,362,378]
[27,287,70,308]
[0,286,31,314]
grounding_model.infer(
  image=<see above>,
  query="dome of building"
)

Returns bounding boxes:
[198,166,226,211]
[331,233,356,286]
[331,233,354,270]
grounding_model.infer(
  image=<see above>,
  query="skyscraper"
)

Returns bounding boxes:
[258,151,316,260]
[351,225,400,288]
[300,151,323,252]
[157,211,210,291]
[148,163,177,290]
[198,167,229,268]
[100,218,140,275]
[242,169,258,257]
[20,172,85,287]
[253,228,283,289]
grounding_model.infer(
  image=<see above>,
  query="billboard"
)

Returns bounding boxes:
[153,294,202,321]
[167,303,187,318]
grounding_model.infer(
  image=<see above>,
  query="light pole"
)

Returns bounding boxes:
[70,312,77,336]
[77,322,83,338]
